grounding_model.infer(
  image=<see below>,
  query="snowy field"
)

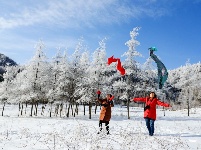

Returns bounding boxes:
[0,104,201,150]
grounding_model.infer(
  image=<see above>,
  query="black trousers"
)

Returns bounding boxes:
[99,120,109,131]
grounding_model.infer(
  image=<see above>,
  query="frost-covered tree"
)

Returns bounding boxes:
[141,56,159,92]
[123,27,142,72]
[143,57,156,78]
[168,61,201,106]
[25,41,51,116]
[90,39,115,116]
[91,38,117,94]
[0,65,22,116]
[91,39,107,91]
[49,49,63,101]
[56,51,72,101]
[0,66,19,102]
[75,50,91,103]
[0,65,25,115]
[62,38,89,117]
[120,27,142,118]
[75,50,96,118]
[46,49,72,117]
[56,51,72,117]
[69,38,83,102]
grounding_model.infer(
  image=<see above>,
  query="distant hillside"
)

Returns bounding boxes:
[168,62,201,88]
[0,53,17,67]
[0,53,17,82]
[167,62,201,104]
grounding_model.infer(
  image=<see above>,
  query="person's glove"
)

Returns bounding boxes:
[97,90,101,99]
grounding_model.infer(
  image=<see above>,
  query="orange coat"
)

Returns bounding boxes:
[133,97,170,120]
[98,98,114,122]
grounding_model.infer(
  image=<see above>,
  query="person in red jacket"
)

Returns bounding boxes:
[132,92,170,136]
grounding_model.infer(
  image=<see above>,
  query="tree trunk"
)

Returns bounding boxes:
[2,102,5,116]
[84,103,86,115]
[55,104,59,117]
[41,105,45,116]
[163,100,165,116]
[65,103,67,116]
[60,104,63,117]
[35,102,38,116]
[50,103,52,117]
[21,104,23,116]
[89,102,92,119]
[66,103,70,117]
[71,103,73,116]
[95,102,97,114]
[75,103,79,115]
[25,102,27,115]
[18,103,21,116]
[19,103,21,112]
[30,102,34,117]
[66,103,67,111]
[127,99,130,119]
[163,105,165,116]
[187,100,190,116]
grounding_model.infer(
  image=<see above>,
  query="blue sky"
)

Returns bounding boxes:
[0,0,201,70]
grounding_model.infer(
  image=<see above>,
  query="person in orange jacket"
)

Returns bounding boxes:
[97,93,114,135]
[132,92,170,136]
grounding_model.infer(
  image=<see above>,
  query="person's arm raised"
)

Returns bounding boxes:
[132,97,147,103]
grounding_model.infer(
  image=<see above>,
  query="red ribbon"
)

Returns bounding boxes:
[109,95,114,101]
[107,56,125,75]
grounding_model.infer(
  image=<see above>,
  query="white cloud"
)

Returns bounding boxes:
[0,0,170,29]
[0,0,173,65]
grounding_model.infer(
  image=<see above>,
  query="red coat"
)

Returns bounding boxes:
[133,97,170,120]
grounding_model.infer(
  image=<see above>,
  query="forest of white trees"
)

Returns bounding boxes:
[0,27,200,118]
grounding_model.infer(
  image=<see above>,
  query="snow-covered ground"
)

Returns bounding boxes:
[0,104,200,150]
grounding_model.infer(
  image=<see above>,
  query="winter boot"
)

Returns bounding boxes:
[106,125,110,135]
[97,127,102,134]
